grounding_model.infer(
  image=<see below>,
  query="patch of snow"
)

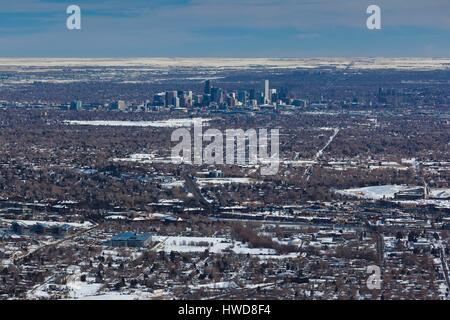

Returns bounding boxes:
[64,118,212,128]
[335,185,412,200]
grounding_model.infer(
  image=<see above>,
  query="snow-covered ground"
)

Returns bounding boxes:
[77,291,167,300]
[396,199,450,209]
[430,188,450,199]
[188,281,238,290]
[66,280,103,299]
[28,266,102,299]
[2,58,450,70]
[113,153,176,164]
[162,180,185,189]
[336,185,450,203]
[30,279,163,300]
[151,236,276,255]
[335,185,412,200]
[195,177,256,186]
[27,265,168,300]
[64,118,211,128]
[0,219,93,229]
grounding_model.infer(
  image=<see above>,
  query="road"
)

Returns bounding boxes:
[209,216,366,231]
[183,173,215,214]
[374,232,384,267]
[303,128,340,182]
[439,244,450,298]
[13,224,99,265]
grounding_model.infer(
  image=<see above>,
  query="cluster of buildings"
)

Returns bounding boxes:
[66,80,308,113]
[149,80,300,111]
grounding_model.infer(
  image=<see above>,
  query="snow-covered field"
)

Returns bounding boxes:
[396,199,450,209]
[64,118,211,128]
[336,185,450,202]
[430,188,450,199]
[77,291,167,300]
[2,58,450,70]
[335,185,412,200]
[27,264,170,300]
[113,153,176,164]
[1,219,93,229]
[189,281,238,290]
[195,177,256,186]
[151,236,276,255]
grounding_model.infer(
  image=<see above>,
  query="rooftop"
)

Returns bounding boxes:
[111,232,151,242]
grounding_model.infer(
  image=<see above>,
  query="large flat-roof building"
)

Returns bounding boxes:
[108,232,152,248]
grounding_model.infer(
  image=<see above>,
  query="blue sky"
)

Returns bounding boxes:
[1,0,450,57]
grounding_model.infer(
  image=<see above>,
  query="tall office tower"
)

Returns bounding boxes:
[165,91,177,107]
[264,80,271,103]
[226,95,236,107]
[211,87,222,103]
[153,93,165,106]
[165,92,170,107]
[117,100,127,111]
[237,90,247,104]
[204,80,211,95]
[279,87,288,100]
[270,89,277,102]
[202,94,211,107]
[218,89,225,104]
[70,100,82,111]
[237,90,247,105]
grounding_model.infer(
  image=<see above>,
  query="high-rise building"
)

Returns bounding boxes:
[110,100,127,111]
[165,91,178,107]
[237,90,248,105]
[202,94,211,107]
[204,80,211,95]
[226,95,236,107]
[153,93,165,106]
[70,100,82,111]
[117,100,127,111]
[279,87,288,100]
[211,87,223,103]
[264,80,271,104]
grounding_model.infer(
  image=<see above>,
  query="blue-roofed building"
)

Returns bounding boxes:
[108,232,152,248]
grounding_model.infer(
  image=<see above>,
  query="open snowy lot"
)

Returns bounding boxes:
[151,236,277,256]
[335,185,412,200]
[195,177,257,186]
[64,118,211,128]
